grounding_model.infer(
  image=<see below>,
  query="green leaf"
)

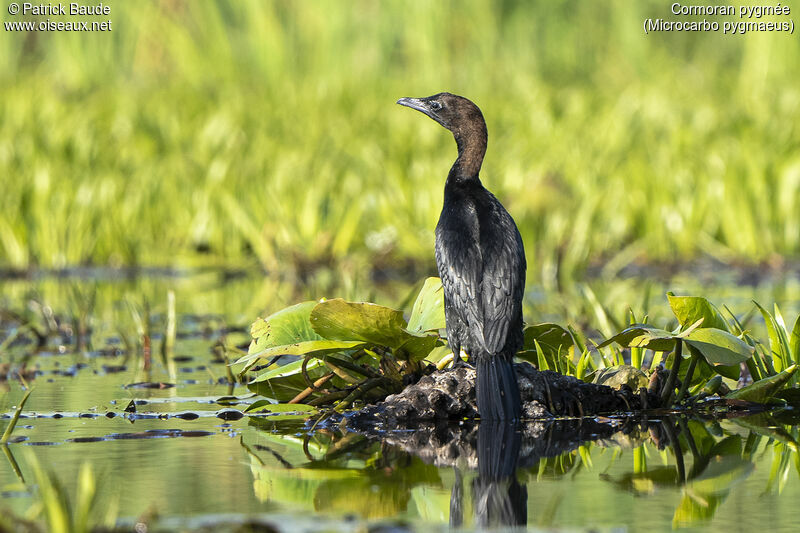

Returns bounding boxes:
[790,314,800,363]
[235,339,366,365]
[684,328,753,368]
[575,349,595,380]
[311,299,408,347]
[407,277,446,333]
[754,302,793,372]
[726,365,797,403]
[396,334,442,362]
[247,301,324,357]
[686,346,740,381]
[247,358,330,402]
[668,294,729,332]
[597,324,676,352]
[519,323,575,374]
[522,323,575,354]
[249,357,325,384]
[1,387,32,444]
[310,298,439,361]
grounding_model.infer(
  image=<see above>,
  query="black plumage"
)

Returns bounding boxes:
[397,92,526,421]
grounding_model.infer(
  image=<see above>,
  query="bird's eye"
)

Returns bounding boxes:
[430,101,442,111]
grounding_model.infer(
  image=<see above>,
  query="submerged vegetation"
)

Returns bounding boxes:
[240,277,800,412]
[1,1,799,286]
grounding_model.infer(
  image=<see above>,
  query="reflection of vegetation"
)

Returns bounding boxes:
[596,415,800,528]
[243,413,800,529]
[242,421,443,519]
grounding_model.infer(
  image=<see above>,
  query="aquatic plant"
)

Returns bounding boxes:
[1,388,32,444]
[239,278,800,411]
[235,278,447,410]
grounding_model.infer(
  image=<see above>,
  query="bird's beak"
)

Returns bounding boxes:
[397,97,435,119]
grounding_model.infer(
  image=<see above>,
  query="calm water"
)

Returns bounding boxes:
[2,270,800,531]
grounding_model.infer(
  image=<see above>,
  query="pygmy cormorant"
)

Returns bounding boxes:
[397,93,526,421]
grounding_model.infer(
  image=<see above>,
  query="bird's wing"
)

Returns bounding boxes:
[480,221,525,355]
[435,228,485,343]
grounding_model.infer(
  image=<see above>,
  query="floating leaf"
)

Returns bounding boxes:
[726,365,797,404]
[668,294,729,332]
[684,328,753,367]
[406,277,446,333]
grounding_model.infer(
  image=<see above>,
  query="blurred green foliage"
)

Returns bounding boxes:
[1,0,798,284]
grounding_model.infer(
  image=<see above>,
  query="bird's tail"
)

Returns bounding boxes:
[476,356,521,421]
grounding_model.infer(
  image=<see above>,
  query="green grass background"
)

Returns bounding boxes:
[1,0,798,286]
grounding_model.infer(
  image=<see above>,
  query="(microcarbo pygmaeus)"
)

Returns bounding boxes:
[397,93,526,421]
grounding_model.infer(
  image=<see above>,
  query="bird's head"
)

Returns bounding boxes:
[396,92,485,140]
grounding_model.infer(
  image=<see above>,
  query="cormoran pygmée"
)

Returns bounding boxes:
[397,92,526,421]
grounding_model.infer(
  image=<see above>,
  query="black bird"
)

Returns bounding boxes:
[397,93,526,421]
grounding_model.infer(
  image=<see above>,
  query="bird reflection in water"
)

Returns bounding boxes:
[451,421,527,528]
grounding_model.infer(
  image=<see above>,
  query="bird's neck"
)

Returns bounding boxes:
[447,126,487,186]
